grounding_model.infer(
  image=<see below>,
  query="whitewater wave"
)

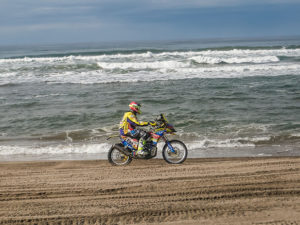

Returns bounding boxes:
[2,132,300,156]
[190,55,279,64]
[1,61,300,85]
[0,140,248,156]
[1,46,300,85]
[0,143,112,155]
[1,47,300,63]
[97,61,187,70]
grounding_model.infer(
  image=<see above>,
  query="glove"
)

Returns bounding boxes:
[149,121,157,126]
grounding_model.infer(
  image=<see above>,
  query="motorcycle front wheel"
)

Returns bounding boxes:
[108,145,132,166]
[162,140,188,164]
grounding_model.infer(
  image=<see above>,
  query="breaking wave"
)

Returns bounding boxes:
[1,47,300,85]
[1,127,300,156]
[0,143,111,155]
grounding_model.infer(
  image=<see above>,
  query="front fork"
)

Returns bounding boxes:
[162,134,176,153]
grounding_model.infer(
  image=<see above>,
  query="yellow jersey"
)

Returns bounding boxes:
[119,111,148,135]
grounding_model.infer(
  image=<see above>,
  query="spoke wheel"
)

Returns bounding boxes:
[162,140,188,164]
[108,145,132,166]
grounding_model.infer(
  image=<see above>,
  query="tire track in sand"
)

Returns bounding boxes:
[0,157,300,225]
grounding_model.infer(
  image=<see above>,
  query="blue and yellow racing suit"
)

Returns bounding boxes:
[119,111,149,152]
[119,111,148,136]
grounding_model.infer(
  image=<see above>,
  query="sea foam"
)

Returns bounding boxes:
[0,143,112,155]
[1,47,300,85]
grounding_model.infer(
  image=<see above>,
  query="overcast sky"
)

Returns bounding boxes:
[1,0,300,45]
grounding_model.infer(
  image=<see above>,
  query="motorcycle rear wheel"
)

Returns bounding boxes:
[108,145,132,166]
[162,140,188,164]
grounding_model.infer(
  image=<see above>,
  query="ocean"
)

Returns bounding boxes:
[1,37,300,161]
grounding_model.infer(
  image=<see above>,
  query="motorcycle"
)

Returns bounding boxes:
[107,114,188,166]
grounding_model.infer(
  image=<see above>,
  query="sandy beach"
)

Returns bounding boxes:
[0,157,300,225]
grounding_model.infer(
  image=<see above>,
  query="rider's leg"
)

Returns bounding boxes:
[137,138,146,152]
[125,129,144,156]
[128,129,149,156]
[136,130,150,155]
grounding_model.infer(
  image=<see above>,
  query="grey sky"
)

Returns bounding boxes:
[1,0,300,44]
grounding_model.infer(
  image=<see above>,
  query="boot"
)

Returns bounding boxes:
[137,138,146,156]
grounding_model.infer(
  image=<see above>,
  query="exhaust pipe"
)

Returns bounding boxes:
[114,144,131,156]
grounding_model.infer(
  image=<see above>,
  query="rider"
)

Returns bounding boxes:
[119,101,155,156]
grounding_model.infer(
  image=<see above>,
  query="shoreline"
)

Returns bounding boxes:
[1,155,300,163]
[1,157,300,225]
[1,144,300,162]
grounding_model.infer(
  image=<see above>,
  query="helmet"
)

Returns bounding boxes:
[129,101,141,114]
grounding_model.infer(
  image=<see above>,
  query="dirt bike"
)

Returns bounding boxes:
[108,114,188,166]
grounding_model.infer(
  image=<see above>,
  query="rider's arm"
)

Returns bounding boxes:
[127,113,149,126]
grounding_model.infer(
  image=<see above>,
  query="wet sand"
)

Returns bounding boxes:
[1,157,300,225]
